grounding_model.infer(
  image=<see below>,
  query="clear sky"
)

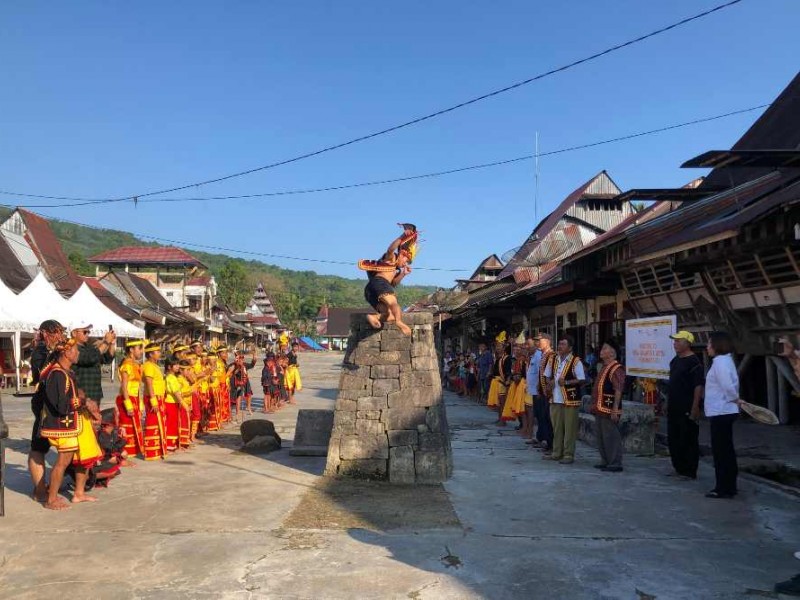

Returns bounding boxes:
[1,1,797,286]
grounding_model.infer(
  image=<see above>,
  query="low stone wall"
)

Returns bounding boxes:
[578,397,657,456]
[324,312,453,484]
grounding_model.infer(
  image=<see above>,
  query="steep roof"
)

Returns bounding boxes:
[89,246,205,267]
[16,209,82,294]
[468,254,504,280]
[701,72,800,189]
[100,271,202,325]
[0,235,33,292]
[82,276,149,323]
[498,171,624,278]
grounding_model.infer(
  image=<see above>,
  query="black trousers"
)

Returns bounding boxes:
[709,413,739,495]
[667,412,699,478]
[534,395,553,447]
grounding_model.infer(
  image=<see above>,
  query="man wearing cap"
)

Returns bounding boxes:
[591,341,626,472]
[72,322,116,407]
[27,319,66,503]
[116,340,145,457]
[667,330,704,479]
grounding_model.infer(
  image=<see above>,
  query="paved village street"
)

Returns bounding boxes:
[0,352,798,599]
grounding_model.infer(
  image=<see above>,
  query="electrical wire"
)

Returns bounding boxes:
[0,0,745,204]
[0,205,470,272]
[7,102,767,209]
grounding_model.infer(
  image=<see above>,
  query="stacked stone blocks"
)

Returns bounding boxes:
[324,312,452,484]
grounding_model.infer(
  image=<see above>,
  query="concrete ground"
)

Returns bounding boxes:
[1,352,798,599]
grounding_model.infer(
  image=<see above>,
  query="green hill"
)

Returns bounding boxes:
[0,206,438,330]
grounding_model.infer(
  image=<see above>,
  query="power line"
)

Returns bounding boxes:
[7,102,767,209]
[0,0,745,204]
[0,205,470,272]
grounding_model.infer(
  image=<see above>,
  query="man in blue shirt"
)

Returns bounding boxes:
[476,342,494,402]
[524,334,542,443]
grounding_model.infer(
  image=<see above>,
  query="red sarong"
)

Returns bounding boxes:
[115,395,143,457]
[164,402,179,451]
[143,396,166,461]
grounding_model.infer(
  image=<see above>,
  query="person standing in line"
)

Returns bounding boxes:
[543,335,586,465]
[667,331,704,480]
[534,334,556,453]
[522,334,541,441]
[704,331,742,499]
[72,323,116,407]
[142,343,167,461]
[591,341,626,473]
[27,319,65,503]
[39,338,103,509]
[477,343,493,403]
[116,340,145,457]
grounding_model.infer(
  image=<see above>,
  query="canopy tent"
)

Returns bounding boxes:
[66,283,145,338]
[15,272,73,331]
[0,277,38,333]
[298,336,324,352]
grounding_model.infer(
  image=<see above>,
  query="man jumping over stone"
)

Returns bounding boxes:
[359,223,418,337]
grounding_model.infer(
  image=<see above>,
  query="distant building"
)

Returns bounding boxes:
[315,306,372,350]
[88,246,216,326]
[245,282,282,339]
[454,254,504,292]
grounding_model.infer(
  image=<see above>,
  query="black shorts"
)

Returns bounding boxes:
[364,276,395,310]
[30,400,50,453]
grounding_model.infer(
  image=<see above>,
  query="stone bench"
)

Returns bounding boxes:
[578,397,656,456]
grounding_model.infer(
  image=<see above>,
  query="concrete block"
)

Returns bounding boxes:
[332,412,356,435]
[389,446,415,484]
[242,435,281,454]
[340,374,372,393]
[412,371,438,387]
[356,419,385,436]
[411,356,438,371]
[357,396,388,411]
[372,378,400,396]
[388,429,418,447]
[383,406,427,430]
[381,339,410,352]
[414,451,450,484]
[292,409,334,448]
[356,410,382,420]
[578,399,656,456]
[338,459,387,479]
[340,433,389,460]
[335,398,357,412]
[371,364,400,379]
[240,419,280,445]
[418,432,446,451]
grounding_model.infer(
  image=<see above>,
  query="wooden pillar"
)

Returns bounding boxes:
[777,366,789,425]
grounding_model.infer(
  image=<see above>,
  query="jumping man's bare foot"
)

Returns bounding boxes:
[44,497,70,511]
[397,321,412,336]
[72,494,98,504]
[366,313,382,329]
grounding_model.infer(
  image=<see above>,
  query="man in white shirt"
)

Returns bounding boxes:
[523,334,541,441]
[543,334,586,464]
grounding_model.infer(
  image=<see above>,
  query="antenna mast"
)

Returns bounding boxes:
[534,131,540,225]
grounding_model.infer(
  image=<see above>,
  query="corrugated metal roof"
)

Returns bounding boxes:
[89,246,205,267]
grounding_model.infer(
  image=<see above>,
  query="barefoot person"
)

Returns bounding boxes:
[39,338,103,509]
[28,319,66,503]
[358,223,418,336]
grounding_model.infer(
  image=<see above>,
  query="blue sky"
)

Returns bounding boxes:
[1,1,798,286]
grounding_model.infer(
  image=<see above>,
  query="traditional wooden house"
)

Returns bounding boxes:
[448,170,631,350]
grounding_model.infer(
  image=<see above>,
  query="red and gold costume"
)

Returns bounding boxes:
[178,371,192,447]
[213,347,230,424]
[116,349,144,456]
[142,357,167,460]
[164,370,182,452]
[193,353,210,433]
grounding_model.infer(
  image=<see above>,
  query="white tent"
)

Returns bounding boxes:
[15,272,73,330]
[0,276,37,333]
[67,283,145,338]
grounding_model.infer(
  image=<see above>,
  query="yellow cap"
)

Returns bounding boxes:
[125,339,145,348]
[670,330,695,344]
[145,343,161,353]
[172,344,189,353]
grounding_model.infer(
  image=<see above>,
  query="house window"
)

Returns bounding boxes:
[165,291,174,299]
[188,296,201,312]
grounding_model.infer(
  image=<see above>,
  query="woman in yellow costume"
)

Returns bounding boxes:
[487,332,512,413]
[501,339,530,425]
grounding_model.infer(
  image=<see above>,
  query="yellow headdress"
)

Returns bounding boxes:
[495,331,507,344]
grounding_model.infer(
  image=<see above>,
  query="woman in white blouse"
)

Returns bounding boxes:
[704,331,742,499]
